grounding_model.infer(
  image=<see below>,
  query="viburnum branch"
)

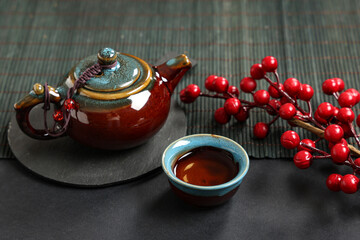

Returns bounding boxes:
[289,119,324,138]
[290,118,360,156]
[180,56,360,194]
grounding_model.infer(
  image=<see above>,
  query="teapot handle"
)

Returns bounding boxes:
[14,83,63,140]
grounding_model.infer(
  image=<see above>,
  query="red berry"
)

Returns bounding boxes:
[334,78,345,92]
[224,98,241,115]
[340,174,359,194]
[64,98,77,110]
[234,108,249,122]
[331,143,349,163]
[326,174,343,192]
[266,99,281,115]
[322,79,338,95]
[297,139,315,152]
[324,124,344,143]
[253,90,270,105]
[314,110,328,125]
[357,114,360,128]
[261,56,278,72]
[328,138,347,150]
[279,103,296,120]
[240,77,257,93]
[338,123,352,139]
[180,89,195,103]
[284,78,301,97]
[354,158,360,167]
[293,151,312,169]
[317,102,334,119]
[336,107,355,123]
[298,84,314,101]
[280,130,300,149]
[214,107,230,124]
[53,109,64,122]
[228,85,240,97]
[345,88,360,103]
[333,107,340,118]
[185,84,201,99]
[250,63,265,80]
[205,75,217,91]
[280,96,292,105]
[268,83,284,98]
[213,77,229,93]
[253,122,269,139]
[338,92,357,108]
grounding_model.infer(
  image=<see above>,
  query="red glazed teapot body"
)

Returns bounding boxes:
[14,48,192,150]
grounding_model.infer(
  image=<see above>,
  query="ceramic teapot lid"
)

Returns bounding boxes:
[70,48,153,100]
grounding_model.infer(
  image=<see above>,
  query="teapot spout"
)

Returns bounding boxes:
[155,54,192,95]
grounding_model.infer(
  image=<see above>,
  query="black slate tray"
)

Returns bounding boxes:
[7,98,186,187]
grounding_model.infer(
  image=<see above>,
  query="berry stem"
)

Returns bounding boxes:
[313,155,331,159]
[348,123,360,148]
[301,142,329,156]
[295,114,309,122]
[344,157,360,174]
[225,92,237,99]
[239,99,253,105]
[199,92,228,99]
[306,101,313,117]
[268,115,280,126]
[274,71,280,85]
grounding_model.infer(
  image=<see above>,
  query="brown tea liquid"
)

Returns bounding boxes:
[173,146,239,186]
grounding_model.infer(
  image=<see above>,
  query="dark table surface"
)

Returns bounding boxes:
[1,158,359,240]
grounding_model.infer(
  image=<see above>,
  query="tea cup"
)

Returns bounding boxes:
[162,134,250,207]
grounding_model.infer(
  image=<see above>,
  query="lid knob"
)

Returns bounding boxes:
[97,47,117,65]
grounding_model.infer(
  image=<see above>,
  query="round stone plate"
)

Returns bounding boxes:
[7,99,186,187]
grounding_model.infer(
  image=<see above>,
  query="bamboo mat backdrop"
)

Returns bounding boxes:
[1,0,360,158]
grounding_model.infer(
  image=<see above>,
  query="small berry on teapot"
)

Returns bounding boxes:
[64,98,77,111]
[52,110,64,122]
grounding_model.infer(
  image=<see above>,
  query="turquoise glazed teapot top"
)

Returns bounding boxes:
[14,48,192,150]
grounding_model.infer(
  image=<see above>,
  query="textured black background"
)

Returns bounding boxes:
[2,0,360,158]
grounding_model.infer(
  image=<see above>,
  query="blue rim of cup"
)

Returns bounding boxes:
[162,134,250,191]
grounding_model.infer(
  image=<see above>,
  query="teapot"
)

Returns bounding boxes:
[14,48,192,150]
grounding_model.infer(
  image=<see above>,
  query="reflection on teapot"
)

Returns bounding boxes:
[14,48,192,150]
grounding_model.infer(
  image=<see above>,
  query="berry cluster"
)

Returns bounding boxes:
[180,56,360,194]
